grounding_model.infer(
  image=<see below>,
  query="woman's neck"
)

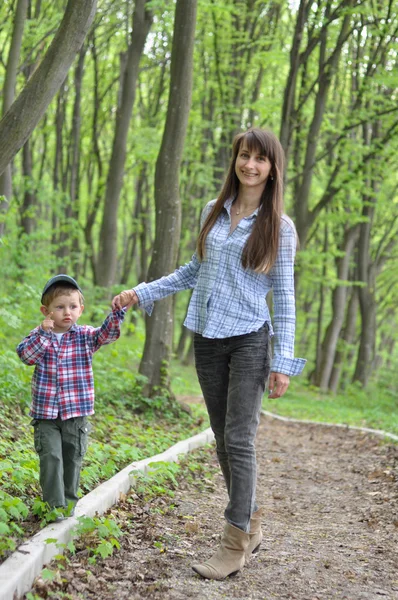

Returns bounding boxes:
[235,188,262,211]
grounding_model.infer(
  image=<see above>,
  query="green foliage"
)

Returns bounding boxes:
[0,491,29,557]
[132,461,180,499]
[31,499,75,524]
[72,515,122,564]
[0,291,207,561]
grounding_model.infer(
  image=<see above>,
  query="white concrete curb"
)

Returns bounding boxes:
[0,427,214,600]
[262,410,398,442]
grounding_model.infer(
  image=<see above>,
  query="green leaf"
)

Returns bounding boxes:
[96,540,113,559]
[41,568,56,581]
[0,522,10,535]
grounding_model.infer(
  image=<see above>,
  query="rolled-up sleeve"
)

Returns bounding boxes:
[269,220,306,376]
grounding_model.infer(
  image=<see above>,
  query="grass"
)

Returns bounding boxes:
[169,347,398,438]
[170,360,202,397]
[168,349,398,439]
[264,378,398,437]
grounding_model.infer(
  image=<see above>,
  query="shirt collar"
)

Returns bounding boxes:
[57,324,78,335]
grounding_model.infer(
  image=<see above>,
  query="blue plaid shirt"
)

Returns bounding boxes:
[134,199,306,376]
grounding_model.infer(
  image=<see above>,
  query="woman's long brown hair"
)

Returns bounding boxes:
[197,128,285,273]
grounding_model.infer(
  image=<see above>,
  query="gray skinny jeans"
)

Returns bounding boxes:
[194,324,270,532]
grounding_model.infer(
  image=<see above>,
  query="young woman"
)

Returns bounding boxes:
[112,128,306,580]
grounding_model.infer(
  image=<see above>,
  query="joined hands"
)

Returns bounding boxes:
[112,290,139,310]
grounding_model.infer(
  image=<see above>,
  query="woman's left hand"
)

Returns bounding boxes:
[268,372,290,398]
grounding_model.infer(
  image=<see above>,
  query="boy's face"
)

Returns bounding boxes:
[40,291,84,333]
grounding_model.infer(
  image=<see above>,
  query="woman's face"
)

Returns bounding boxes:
[235,144,272,192]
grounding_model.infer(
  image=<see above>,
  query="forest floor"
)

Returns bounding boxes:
[27,412,398,600]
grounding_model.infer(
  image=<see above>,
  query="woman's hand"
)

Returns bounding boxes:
[112,290,139,310]
[268,372,290,398]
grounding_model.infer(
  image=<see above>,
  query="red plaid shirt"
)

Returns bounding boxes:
[16,309,126,420]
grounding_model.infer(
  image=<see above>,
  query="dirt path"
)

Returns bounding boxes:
[28,415,398,600]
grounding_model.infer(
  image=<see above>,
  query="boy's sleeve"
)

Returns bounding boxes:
[16,327,52,365]
[85,308,126,353]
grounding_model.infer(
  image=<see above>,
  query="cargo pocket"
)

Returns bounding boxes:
[78,421,91,457]
[31,419,42,454]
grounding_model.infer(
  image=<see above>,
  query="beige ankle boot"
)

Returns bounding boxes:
[245,508,263,558]
[192,522,250,580]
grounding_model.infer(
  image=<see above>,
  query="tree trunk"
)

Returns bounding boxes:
[20,57,37,236]
[353,288,376,386]
[120,163,149,285]
[312,222,328,383]
[68,46,86,275]
[183,332,195,366]
[0,0,97,178]
[139,0,197,395]
[352,120,379,387]
[176,290,194,359]
[96,0,153,286]
[279,0,307,160]
[84,31,103,279]
[20,138,36,235]
[53,84,68,266]
[294,5,352,246]
[329,286,359,393]
[315,224,359,389]
[138,182,152,284]
[0,0,28,234]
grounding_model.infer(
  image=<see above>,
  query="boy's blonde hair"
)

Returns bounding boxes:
[41,284,84,307]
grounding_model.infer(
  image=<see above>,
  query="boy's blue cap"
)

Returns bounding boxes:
[41,275,83,303]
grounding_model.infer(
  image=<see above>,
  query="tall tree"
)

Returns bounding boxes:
[0,0,28,235]
[291,0,353,246]
[139,0,198,395]
[0,0,97,187]
[96,0,153,287]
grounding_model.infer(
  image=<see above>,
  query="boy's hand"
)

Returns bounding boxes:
[42,312,54,332]
[112,290,138,310]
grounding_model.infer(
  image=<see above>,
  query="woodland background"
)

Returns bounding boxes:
[1,0,398,397]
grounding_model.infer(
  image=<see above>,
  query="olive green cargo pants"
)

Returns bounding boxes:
[31,416,90,508]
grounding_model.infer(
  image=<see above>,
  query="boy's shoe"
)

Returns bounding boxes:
[54,507,75,522]
[54,515,67,523]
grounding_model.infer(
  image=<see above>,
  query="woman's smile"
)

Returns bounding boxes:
[235,146,272,190]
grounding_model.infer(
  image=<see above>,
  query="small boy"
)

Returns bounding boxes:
[16,274,126,518]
